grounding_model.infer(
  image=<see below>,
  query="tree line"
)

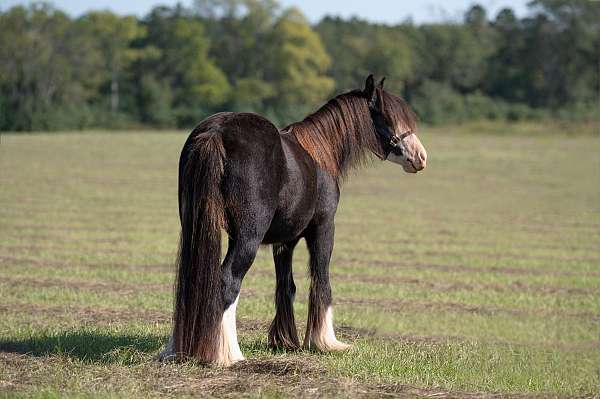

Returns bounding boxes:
[0,0,598,131]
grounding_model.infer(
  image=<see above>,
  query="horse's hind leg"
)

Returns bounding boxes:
[158,236,261,365]
[158,334,175,362]
[303,220,350,351]
[269,239,300,350]
[218,235,263,365]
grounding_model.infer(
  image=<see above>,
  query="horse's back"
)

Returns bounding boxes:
[188,112,284,175]
[191,111,280,149]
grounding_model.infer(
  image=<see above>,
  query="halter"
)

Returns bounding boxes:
[379,129,414,159]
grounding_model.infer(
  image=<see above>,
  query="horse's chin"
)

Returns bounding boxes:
[402,164,418,174]
[387,153,418,173]
[397,160,418,173]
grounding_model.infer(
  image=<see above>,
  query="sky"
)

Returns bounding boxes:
[1,0,530,24]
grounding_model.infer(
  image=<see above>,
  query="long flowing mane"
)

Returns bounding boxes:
[284,89,417,178]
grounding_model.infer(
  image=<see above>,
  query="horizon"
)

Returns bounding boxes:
[1,0,531,24]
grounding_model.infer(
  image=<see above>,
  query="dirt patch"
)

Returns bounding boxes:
[0,276,260,304]
[0,303,172,325]
[0,303,267,333]
[2,234,128,245]
[0,243,176,259]
[335,324,377,341]
[0,255,174,272]
[6,223,163,234]
[1,275,170,294]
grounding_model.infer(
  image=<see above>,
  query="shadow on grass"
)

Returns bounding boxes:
[0,329,165,365]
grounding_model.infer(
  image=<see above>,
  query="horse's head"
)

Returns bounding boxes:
[363,75,427,173]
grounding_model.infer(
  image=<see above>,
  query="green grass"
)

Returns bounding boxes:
[1,124,599,398]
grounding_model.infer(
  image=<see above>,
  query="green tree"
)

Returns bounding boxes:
[76,12,146,114]
[139,6,230,126]
[528,0,599,107]
[488,8,527,102]
[137,74,174,126]
[196,0,279,112]
[0,4,102,130]
[315,16,373,93]
[198,1,332,122]
[465,4,488,28]
[363,26,414,94]
[268,8,334,119]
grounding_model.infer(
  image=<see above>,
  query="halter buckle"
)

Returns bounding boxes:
[390,131,412,148]
[389,135,401,148]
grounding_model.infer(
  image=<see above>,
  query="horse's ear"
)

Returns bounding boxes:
[363,74,385,112]
[364,74,376,101]
[364,74,380,109]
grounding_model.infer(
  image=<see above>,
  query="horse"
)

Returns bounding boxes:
[159,74,427,366]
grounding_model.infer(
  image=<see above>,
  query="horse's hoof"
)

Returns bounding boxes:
[304,337,352,352]
[156,349,176,362]
[330,341,351,351]
[216,356,245,368]
[156,337,176,362]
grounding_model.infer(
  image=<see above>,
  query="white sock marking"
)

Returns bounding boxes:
[307,306,350,351]
[217,294,244,366]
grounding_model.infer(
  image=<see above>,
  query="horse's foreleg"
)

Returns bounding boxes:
[303,221,350,351]
[268,240,300,350]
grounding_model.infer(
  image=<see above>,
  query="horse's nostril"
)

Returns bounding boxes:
[417,150,427,167]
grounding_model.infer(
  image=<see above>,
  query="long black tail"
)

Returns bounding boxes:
[172,129,226,362]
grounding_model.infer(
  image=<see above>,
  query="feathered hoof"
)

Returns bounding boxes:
[326,340,351,351]
[304,336,352,352]
[156,336,176,362]
[214,354,245,368]
[156,348,177,362]
[304,306,352,352]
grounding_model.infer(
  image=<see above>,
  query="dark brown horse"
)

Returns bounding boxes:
[159,75,427,365]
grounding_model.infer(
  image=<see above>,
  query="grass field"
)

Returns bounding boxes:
[1,125,599,398]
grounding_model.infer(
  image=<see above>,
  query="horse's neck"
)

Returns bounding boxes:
[290,122,361,177]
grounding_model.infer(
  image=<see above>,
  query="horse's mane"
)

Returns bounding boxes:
[284,89,416,178]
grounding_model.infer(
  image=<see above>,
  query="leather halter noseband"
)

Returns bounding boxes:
[378,129,414,159]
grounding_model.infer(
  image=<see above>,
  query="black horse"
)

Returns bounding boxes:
[159,75,427,365]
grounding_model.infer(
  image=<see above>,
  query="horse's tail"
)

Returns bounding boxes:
[172,129,226,362]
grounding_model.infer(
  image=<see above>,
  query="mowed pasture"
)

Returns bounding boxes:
[1,125,599,398]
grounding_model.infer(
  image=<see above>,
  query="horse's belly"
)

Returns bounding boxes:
[262,170,317,243]
[262,209,313,244]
